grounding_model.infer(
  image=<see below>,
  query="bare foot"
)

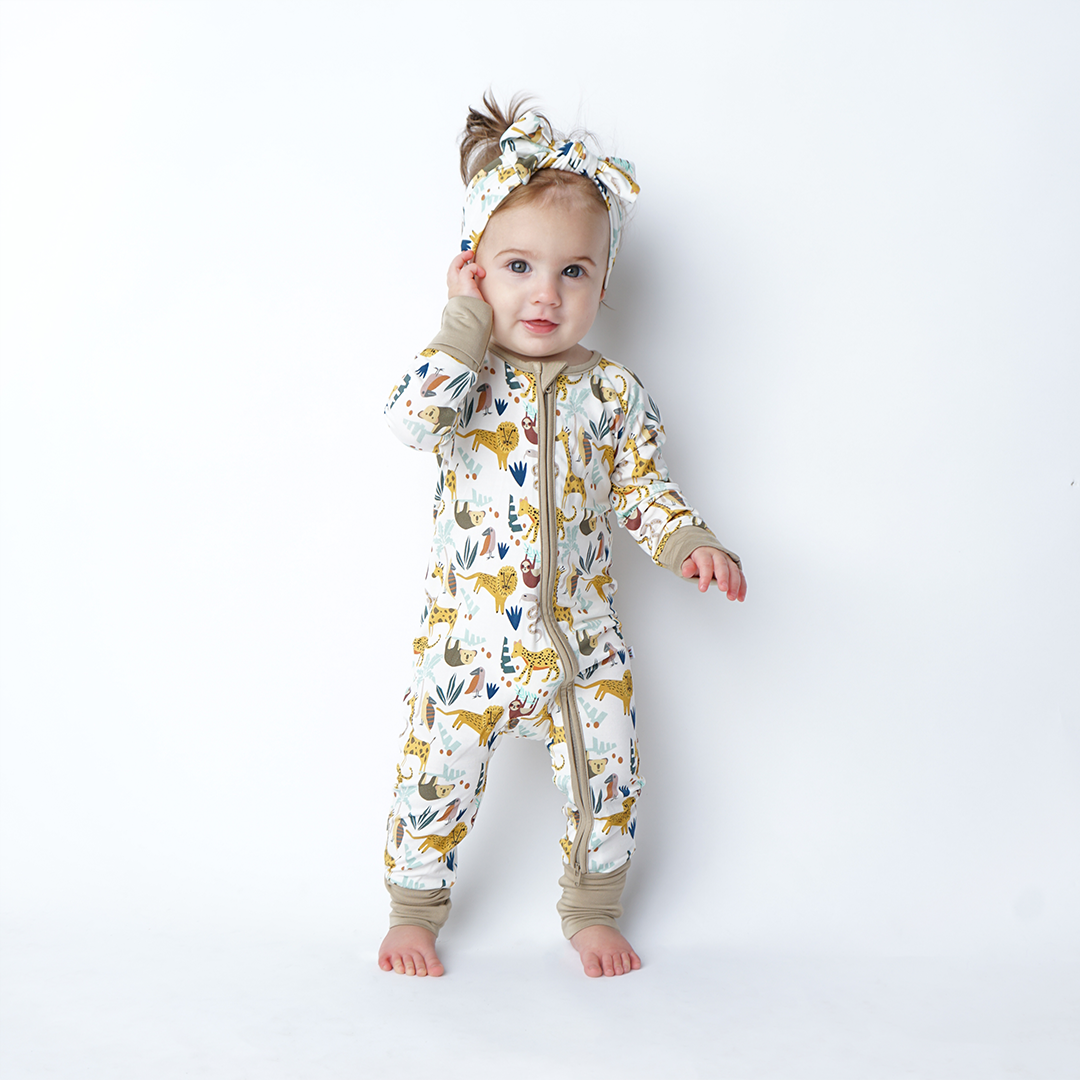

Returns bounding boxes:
[378,925,444,977]
[570,924,641,977]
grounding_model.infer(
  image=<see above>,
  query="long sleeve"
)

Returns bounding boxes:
[384,296,493,453]
[608,370,741,576]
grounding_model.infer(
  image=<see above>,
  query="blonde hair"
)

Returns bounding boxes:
[458,92,608,219]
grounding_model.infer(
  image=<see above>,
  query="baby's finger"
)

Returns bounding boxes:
[725,562,744,601]
[696,556,714,592]
[447,250,474,278]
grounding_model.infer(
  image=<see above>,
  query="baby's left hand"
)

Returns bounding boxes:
[681,546,746,601]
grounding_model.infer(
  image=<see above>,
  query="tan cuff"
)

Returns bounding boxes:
[385,881,452,937]
[658,525,741,577]
[425,296,493,372]
[556,862,629,939]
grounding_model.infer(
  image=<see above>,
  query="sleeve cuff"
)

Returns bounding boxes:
[425,296,493,372]
[658,526,742,578]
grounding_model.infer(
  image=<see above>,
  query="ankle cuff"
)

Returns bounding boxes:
[385,882,452,937]
[556,862,629,939]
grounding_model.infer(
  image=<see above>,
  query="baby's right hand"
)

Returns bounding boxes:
[447,250,486,300]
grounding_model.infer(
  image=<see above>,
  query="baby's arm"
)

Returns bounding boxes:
[383,257,494,453]
[606,367,743,587]
[681,546,747,602]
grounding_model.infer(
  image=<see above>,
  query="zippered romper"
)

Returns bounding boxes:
[382,297,739,938]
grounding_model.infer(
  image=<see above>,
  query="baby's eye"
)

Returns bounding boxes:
[563,265,585,278]
[509,259,529,273]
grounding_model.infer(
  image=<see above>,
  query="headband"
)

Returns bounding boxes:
[460,111,638,285]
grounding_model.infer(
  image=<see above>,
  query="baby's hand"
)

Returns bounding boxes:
[681,546,746,602]
[447,250,486,300]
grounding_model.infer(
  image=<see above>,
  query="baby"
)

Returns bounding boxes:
[379,95,745,978]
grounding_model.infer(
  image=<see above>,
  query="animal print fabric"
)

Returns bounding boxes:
[383,299,721,892]
[386,624,637,890]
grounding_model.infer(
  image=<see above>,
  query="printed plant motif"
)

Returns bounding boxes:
[436,675,464,707]
[500,637,515,674]
[455,538,478,570]
[506,494,523,533]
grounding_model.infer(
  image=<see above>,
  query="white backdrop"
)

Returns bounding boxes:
[1,0,1078,1006]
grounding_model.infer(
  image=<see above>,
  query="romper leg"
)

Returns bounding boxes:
[384,678,503,895]
[546,629,644,936]
[385,881,452,937]
[556,862,630,939]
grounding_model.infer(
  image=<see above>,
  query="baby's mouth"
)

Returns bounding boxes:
[522,319,558,333]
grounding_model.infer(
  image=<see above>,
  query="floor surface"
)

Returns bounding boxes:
[2,918,1077,1079]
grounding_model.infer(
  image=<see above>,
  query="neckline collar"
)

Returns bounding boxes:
[488,343,602,379]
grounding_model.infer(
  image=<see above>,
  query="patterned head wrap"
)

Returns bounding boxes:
[461,111,639,285]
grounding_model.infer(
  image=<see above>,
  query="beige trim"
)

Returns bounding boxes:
[658,525,742,576]
[426,296,493,372]
[487,344,602,376]
[385,881,452,937]
[556,862,630,939]
[534,367,594,882]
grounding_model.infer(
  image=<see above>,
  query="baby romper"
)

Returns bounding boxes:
[383,296,739,936]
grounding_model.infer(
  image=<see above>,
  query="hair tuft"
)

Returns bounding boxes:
[459,91,551,184]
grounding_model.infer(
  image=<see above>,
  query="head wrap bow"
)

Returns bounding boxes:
[461,111,638,285]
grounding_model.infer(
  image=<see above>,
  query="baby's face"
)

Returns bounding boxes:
[475,193,608,364]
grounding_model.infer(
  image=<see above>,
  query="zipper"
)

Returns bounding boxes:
[536,367,593,882]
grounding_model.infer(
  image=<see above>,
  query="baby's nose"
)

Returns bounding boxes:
[531,274,560,304]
